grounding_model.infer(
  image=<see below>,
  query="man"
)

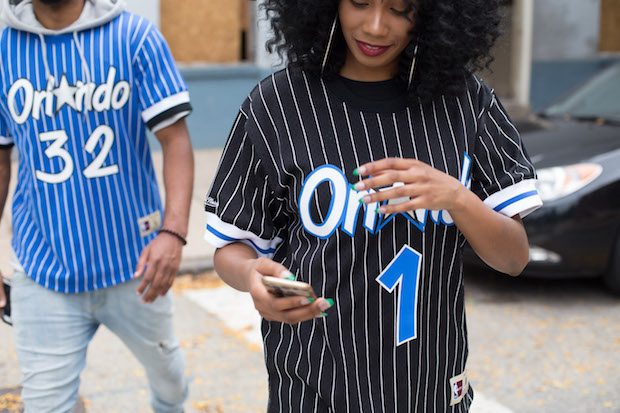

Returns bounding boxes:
[0,0,194,411]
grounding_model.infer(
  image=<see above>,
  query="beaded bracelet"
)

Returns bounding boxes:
[157,228,188,246]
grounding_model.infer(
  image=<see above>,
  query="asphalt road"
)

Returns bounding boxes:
[463,268,620,413]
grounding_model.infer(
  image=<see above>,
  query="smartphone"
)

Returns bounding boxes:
[1,278,11,326]
[262,276,316,298]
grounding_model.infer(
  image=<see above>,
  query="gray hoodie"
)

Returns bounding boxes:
[0,0,127,81]
[1,0,126,35]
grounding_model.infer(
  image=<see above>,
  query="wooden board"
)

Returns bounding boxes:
[160,0,242,63]
[600,0,620,52]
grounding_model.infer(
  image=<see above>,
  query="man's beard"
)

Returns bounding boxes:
[38,0,72,5]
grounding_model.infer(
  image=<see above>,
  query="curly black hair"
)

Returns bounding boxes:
[263,0,502,100]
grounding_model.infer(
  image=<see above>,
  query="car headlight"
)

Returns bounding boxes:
[535,163,602,202]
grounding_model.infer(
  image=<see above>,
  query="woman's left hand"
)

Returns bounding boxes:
[353,158,465,214]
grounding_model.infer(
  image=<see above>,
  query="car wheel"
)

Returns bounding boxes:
[604,237,620,294]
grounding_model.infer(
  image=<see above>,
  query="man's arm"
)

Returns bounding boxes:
[135,119,194,303]
[0,148,12,308]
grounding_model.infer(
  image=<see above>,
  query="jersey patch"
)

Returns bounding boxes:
[450,370,470,406]
[138,211,162,238]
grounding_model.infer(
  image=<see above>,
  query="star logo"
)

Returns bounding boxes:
[53,75,78,112]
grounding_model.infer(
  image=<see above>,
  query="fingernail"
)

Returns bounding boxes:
[353,168,360,176]
[353,166,366,176]
[319,298,334,311]
[375,207,385,214]
[362,196,371,204]
[300,298,311,306]
[307,297,316,303]
[0,299,5,307]
[317,312,328,318]
[354,182,365,191]
[350,184,358,192]
[281,271,296,280]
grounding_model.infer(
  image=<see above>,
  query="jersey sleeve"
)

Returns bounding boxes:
[0,114,13,150]
[204,101,284,258]
[133,25,192,133]
[470,84,543,218]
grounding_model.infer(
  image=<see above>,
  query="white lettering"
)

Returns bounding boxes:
[7,67,131,123]
[299,165,349,239]
[111,81,130,109]
[93,67,116,112]
[7,79,33,124]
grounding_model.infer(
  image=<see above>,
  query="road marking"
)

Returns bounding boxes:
[185,286,515,413]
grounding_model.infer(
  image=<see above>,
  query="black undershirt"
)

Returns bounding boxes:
[325,74,409,113]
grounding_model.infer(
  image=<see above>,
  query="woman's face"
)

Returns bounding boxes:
[338,0,416,81]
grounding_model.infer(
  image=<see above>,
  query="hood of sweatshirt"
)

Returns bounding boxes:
[1,0,126,35]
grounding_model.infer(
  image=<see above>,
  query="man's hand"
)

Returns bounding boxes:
[247,258,334,324]
[134,233,184,303]
[0,273,5,309]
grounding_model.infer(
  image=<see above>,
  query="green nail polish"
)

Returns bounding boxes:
[353,168,359,176]
[285,274,296,281]
[307,297,316,303]
[350,184,358,192]
[358,198,364,205]
[326,298,335,307]
[320,312,328,317]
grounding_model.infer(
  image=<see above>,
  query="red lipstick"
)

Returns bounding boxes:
[356,40,390,57]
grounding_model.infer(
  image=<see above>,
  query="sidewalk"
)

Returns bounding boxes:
[0,273,269,413]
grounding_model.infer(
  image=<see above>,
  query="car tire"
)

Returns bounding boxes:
[604,236,620,294]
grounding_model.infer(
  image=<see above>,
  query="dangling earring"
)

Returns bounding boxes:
[407,42,419,89]
[321,15,339,76]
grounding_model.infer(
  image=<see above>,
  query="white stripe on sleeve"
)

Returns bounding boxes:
[482,179,543,218]
[141,91,190,124]
[205,212,283,258]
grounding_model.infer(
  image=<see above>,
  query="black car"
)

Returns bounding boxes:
[465,63,620,293]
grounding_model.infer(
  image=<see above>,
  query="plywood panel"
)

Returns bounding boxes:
[161,0,242,63]
[600,0,620,52]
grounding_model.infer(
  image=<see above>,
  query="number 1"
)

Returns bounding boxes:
[376,245,423,346]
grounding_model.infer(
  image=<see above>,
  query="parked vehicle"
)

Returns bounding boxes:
[464,63,620,293]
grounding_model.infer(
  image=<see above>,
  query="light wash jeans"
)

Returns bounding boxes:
[10,269,188,413]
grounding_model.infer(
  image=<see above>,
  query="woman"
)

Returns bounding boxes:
[205,0,542,411]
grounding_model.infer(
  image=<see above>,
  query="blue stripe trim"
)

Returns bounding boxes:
[206,225,277,255]
[493,191,539,212]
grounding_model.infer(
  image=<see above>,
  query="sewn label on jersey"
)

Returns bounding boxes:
[138,211,162,238]
[449,371,469,406]
[205,196,219,209]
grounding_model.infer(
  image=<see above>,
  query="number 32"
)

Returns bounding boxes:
[35,125,119,184]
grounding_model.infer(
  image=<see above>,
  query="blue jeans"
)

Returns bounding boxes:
[10,269,188,413]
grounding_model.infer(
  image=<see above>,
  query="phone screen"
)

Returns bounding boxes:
[1,280,11,326]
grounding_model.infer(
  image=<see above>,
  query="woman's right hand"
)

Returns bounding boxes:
[246,257,334,324]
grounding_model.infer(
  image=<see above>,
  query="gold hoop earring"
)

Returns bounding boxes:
[321,15,339,76]
[407,42,419,89]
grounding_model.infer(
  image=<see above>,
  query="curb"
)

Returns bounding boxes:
[178,256,214,275]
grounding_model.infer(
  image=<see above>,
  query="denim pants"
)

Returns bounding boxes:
[10,269,188,413]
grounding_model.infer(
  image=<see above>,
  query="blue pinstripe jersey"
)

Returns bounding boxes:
[0,12,191,292]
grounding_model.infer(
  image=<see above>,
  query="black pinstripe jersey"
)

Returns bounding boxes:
[205,67,542,413]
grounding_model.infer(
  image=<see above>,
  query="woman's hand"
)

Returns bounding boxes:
[353,158,466,214]
[246,258,334,324]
